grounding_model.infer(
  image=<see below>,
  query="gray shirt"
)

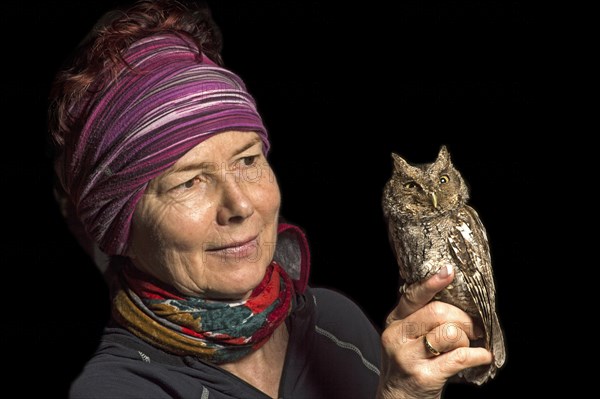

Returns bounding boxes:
[70,287,382,399]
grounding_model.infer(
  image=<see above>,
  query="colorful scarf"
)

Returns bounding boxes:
[55,33,268,256]
[112,260,293,364]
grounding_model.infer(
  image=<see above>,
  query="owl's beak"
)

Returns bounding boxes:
[430,192,438,209]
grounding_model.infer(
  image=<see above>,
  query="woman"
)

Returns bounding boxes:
[49,1,492,398]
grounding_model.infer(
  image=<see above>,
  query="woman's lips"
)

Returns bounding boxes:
[206,236,259,258]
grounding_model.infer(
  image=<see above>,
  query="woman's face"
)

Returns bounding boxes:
[127,131,280,300]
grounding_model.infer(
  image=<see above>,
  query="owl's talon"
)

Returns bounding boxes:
[382,146,505,383]
[398,283,408,296]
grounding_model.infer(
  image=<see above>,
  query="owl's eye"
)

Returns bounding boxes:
[404,181,418,189]
[439,175,450,184]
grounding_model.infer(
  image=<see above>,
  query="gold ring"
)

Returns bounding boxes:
[423,335,441,356]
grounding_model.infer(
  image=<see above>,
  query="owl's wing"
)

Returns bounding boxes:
[447,206,498,346]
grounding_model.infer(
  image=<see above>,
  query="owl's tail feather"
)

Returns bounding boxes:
[491,310,506,368]
[457,311,505,385]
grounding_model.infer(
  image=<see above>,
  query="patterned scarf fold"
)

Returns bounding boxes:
[112,260,293,364]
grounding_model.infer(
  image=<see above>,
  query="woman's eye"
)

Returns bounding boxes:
[241,155,258,167]
[183,178,197,188]
[174,176,200,191]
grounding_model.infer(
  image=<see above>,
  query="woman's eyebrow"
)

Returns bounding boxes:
[232,136,261,156]
[167,161,216,175]
[165,136,262,176]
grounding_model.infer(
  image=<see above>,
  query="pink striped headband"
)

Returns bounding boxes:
[57,33,269,255]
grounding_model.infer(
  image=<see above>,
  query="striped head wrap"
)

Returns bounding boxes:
[57,33,268,255]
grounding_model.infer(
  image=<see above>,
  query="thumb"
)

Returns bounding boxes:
[386,264,454,325]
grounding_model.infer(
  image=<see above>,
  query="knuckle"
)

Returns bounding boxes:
[427,301,448,320]
[380,327,396,347]
[402,288,419,308]
[441,322,464,344]
[446,347,471,367]
[381,321,414,348]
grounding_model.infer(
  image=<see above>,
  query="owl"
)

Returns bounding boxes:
[381,145,505,385]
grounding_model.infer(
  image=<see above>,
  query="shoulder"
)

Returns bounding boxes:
[291,287,382,392]
[309,286,380,330]
[308,287,376,319]
[305,286,382,361]
[69,328,193,399]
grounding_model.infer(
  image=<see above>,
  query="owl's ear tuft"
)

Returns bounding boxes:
[391,152,411,173]
[436,145,451,165]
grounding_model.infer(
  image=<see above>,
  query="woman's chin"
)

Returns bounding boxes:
[189,265,271,300]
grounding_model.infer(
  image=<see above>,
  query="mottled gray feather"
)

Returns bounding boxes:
[382,145,505,385]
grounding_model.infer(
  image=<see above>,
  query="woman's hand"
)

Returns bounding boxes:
[376,264,493,399]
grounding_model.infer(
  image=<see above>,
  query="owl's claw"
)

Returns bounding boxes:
[398,283,408,296]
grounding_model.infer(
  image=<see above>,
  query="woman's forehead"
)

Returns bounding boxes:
[169,131,262,170]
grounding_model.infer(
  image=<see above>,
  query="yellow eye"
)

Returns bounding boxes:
[439,175,449,184]
[404,181,417,189]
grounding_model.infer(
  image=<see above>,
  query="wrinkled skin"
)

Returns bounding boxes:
[126,130,493,398]
[377,264,494,399]
[127,131,281,300]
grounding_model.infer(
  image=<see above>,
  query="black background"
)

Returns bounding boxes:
[3,1,546,397]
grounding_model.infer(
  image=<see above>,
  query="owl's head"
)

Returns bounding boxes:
[383,145,470,221]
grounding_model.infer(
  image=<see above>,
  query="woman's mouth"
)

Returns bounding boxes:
[205,236,260,259]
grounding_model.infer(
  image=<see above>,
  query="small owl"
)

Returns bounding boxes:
[381,145,505,385]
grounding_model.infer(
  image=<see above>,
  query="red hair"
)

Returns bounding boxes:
[48,0,224,151]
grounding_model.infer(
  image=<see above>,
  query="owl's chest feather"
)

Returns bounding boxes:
[390,216,480,317]
[390,216,456,283]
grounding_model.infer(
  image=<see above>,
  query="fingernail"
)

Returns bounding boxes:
[437,264,453,278]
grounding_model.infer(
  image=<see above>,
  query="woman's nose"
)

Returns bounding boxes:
[216,178,254,225]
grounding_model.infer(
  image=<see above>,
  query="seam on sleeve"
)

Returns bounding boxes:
[314,325,380,376]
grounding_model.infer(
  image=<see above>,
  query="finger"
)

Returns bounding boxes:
[412,301,483,341]
[387,264,454,324]
[436,347,494,380]
[386,300,482,346]
[422,322,470,357]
